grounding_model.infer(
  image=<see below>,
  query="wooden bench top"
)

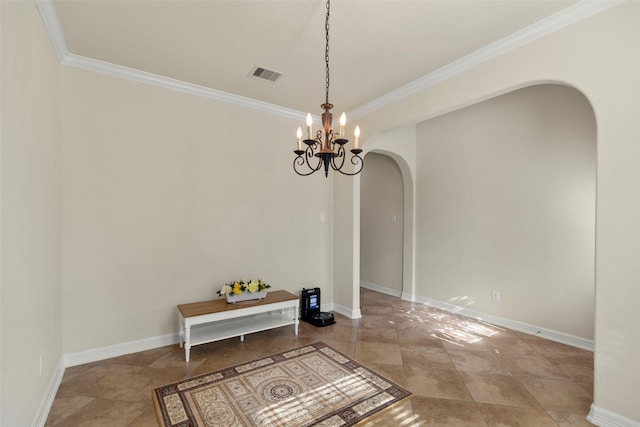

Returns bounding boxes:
[178,290,298,318]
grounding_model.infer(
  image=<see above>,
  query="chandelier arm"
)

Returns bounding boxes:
[334,154,364,176]
[293,145,322,176]
[293,157,318,176]
[305,143,323,171]
[330,144,346,171]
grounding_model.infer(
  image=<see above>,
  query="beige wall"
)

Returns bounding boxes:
[60,67,331,353]
[332,172,358,316]
[416,84,595,339]
[1,2,62,425]
[360,153,404,294]
[346,2,640,422]
[4,1,640,425]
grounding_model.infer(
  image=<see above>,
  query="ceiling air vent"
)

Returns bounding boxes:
[249,66,283,83]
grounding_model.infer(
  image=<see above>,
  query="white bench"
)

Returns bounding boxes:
[177,290,299,362]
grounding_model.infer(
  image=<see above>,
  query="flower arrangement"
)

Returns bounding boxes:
[217,279,271,297]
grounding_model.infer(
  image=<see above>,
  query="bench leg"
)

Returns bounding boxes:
[185,325,191,363]
[178,314,185,348]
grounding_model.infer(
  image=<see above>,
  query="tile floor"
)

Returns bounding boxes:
[45,288,595,426]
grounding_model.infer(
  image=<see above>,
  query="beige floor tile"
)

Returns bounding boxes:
[545,354,594,384]
[483,335,539,357]
[355,341,404,365]
[44,396,94,426]
[357,400,417,426]
[515,333,589,358]
[315,336,357,357]
[127,402,161,427]
[447,350,510,374]
[360,315,399,330]
[361,304,394,316]
[148,347,208,371]
[547,410,597,426]
[459,372,541,408]
[497,354,569,379]
[405,366,473,401]
[105,345,175,367]
[477,404,558,426]
[441,336,490,352]
[46,288,595,426]
[366,362,409,388]
[518,377,593,413]
[358,326,399,342]
[409,396,487,426]
[401,345,456,370]
[397,327,446,348]
[576,381,594,397]
[50,399,147,427]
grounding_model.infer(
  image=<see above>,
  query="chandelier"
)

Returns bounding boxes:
[293,0,363,178]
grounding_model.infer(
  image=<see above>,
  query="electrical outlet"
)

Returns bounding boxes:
[491,291,500,302]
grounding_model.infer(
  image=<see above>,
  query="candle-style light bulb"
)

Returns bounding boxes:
[306,113,313,139]
[296,127,302,151]
[354,126,360,149]
[339,112,346,136]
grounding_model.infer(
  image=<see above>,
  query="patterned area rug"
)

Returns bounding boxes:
[153,342,412,426]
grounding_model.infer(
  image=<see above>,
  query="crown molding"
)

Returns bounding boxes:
[34,0,306,121]
[61,54,307,121]
[349,0,623,119]
[35,0,68,62]
[36,0,621,121]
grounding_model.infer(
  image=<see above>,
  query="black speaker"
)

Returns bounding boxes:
[301,287,335,327]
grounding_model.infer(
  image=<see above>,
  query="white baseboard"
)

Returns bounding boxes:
[588,404,640,427]
[31,358,65,427]
[322,301,334,314]
[401,291,416,302]
[330,302,362,319]
[360,281,403,298]
[63,332,180,367]
[361,285,593,351]
[406,293,594,351]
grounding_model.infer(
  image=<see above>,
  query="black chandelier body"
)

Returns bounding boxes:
[293,0,363,178]
[293,103,363,177]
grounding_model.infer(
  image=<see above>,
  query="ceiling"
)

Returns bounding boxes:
[53,0,580,115]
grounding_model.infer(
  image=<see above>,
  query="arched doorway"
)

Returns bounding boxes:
[360,153,404,298]
[355,84,596,344]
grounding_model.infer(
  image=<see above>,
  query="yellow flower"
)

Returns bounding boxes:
[248,281,259,293]
[233,283,243,295]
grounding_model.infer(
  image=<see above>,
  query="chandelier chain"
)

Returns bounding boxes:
[325,0,330,105]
